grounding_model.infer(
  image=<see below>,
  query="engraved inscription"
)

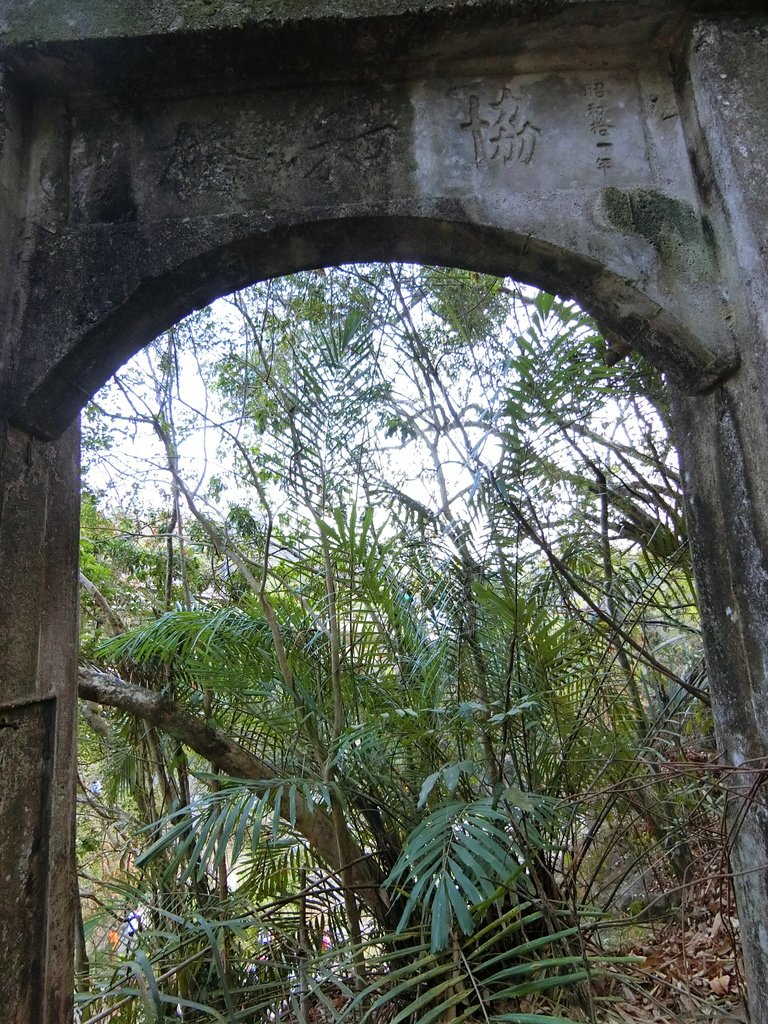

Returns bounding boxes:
[293,124,397,183]
[157,110,398,206]
[584,80,615,174]
[457,85,540,171]
[415,74,661,195]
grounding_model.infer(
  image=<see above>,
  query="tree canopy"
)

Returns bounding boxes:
[74,265,733,1024]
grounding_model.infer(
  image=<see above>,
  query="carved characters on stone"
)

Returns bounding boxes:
[160,121,245,201]
[584,80,615,174]
[457,84,540,172]
[290,123,397,183]
[156,103,398,212]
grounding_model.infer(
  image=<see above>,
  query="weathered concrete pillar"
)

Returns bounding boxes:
[672,18,768,1017]
[0,63,80,1024]
[0,422,80,1024]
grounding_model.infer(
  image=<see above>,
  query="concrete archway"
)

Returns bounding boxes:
[12,211,734,440]
[1,3,767,1021]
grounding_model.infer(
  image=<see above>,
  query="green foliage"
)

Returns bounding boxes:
[388,795,554,950]
[75,265,718,1023]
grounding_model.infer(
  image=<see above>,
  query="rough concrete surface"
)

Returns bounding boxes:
[0,2,767,1021]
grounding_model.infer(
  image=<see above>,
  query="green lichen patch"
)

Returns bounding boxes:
[602,186,715,281]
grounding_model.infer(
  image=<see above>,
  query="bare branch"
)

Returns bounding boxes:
[78,666,389,922]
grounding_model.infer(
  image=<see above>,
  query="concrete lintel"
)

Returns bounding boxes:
[4,195,738,440]
[0,0,715,45]
[1,2,765,95]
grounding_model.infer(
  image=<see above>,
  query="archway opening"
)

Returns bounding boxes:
[74,258,730,1022]
[15,215,729,443]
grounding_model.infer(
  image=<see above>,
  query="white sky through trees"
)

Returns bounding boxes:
[83,265,670,564]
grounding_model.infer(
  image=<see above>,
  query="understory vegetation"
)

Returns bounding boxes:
[75,265,739,1023]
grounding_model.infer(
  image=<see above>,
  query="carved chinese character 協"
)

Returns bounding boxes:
[460,94,491,169]
[459,86,540,171]
[489,87,540,165]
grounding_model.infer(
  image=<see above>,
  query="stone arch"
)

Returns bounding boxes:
[12,210,734,440]
[1,5,768,1023]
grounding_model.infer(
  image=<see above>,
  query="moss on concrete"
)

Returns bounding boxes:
[602,186,715,280]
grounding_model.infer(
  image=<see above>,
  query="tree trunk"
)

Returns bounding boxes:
[78,667,389,924]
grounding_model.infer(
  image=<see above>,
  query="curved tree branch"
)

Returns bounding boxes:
[79,571,126,635]
[78,666,389,923]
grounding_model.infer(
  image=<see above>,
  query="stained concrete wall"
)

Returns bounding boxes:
[0,7,744,436]
[0,422,80,1021]
[1,3,768,1022]
[0,0,743,45]
[670,16,768,1001]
